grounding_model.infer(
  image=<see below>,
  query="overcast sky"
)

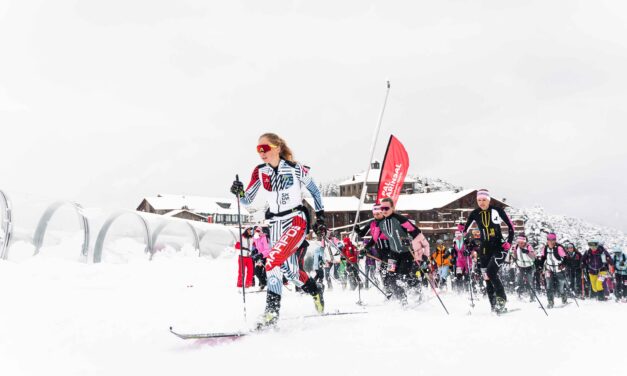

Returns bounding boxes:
[1,0,626,232]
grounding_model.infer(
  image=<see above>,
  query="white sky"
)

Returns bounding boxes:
[1,0,626,232]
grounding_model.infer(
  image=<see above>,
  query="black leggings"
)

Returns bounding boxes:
[384,252,415,300]
[482,255,507,305]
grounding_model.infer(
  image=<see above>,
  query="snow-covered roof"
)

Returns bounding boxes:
[338,168,415,186]
[395,189,475,211]
[304,197,373,212]
[142,194,250,216]
[162,209,206,219]
[307,189,504,212]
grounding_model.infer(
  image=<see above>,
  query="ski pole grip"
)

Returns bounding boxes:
[235,174,240,182]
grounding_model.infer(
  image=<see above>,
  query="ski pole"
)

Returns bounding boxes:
[424,270,450,315]
[568,284,580,307]
[530,284,548,316]
[327,237,391,299]
[234,174,247,323]
[350,81,391,235]
[466,256,475,308]
[409,248,449,315]
[581,269,585,299]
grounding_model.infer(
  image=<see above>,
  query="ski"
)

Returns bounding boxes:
[285,310,367,320]
[496,308,522,316]
[169,326,254,340]
[170,311,366,340]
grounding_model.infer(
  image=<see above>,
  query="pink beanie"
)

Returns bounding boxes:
[477,189,491,200]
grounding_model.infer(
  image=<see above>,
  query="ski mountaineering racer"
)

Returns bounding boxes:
[230,133,326,328]
[463,189,515,313]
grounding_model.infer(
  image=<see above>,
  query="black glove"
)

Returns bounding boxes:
[353,224,361,234]
[313,211,326,236]
[230,180,244,197]
[463,249,470,257]
[521,248,529,254]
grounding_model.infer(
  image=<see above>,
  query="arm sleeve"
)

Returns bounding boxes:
[241,166,262,207]
[299,164,324,212]
[464,210,477,235]
[497,207,515,243]
[357,221,372,238]
[397,214,421,238]
[605,251,614,266]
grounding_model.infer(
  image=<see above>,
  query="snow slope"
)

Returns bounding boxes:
[1,247,626,376]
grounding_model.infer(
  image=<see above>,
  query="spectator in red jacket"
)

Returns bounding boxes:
[236,227,255,289]
[342,237,361,290]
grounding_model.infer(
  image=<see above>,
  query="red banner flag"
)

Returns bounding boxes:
[376,135,410,206]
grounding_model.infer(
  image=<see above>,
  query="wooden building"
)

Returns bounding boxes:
[304,189,525,241]
[136,194,252,225]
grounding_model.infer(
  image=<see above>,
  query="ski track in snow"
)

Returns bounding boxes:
[1,252,625,376]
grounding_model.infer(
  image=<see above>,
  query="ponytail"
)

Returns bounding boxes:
[259,133,295,162]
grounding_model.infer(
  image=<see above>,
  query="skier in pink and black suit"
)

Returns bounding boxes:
[453,229,472,291]
[354,204,388,289]
[377,197,429,304]
[230,133,325,328]
[463,189,515,313]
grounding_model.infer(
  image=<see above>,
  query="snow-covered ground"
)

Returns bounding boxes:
[1,245,626,376]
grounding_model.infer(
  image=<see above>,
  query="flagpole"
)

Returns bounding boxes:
[351,81,391,229]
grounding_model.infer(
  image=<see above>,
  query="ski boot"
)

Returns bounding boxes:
[256,311,279,330]
[547,298,554,309]
[312,292,325,314]
[495,297,507,314]
[256,291,281,330]
[561,294,568,305]
[302,279,325,314]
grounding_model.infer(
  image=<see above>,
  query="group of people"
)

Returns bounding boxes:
[230,132,625,328]
[348,188,516,313]
[499,235,626,305]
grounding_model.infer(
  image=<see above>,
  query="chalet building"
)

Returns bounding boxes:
[303,162,525,242]
[339,161,417,202]
[136,194,252,225]
[304,188,524,240]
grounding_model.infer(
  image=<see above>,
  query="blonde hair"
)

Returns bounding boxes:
[259,133,295,162]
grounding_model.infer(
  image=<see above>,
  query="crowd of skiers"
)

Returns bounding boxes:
[242,189,625,315]
[230,132,624,327]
